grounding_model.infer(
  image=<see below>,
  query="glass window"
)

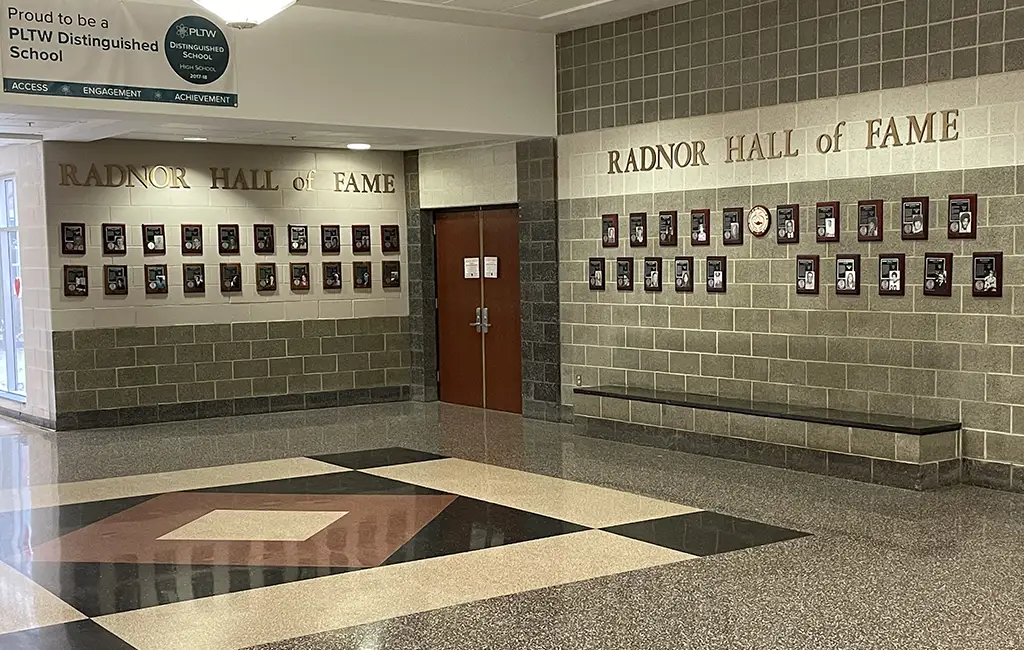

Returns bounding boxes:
[0,177,25,397]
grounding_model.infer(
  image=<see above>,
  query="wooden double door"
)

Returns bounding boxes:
[435,207,522,414]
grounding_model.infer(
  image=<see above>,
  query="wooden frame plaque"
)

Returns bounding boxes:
[901,196,929,240]
[589,258,606,290]
[816,202,840,243]
[616,257,634,291]
[674,256,694,292]
[948,194,978,239]
[722,207,744,245]
[706,256,727,293]
[628,213,647,247]
[795,255,819,295]
[690,209,710,246]
[61,223,87,255]
[923,252,953,297]
[878,253,906,297]
[643,257,662,292]
[972,252,1003,298]
[143,225,166,255]
[857,200,883,242]
[776,204,799,244]
[835,254,861,295]
[658,211,678,247]
[601,214,619,248]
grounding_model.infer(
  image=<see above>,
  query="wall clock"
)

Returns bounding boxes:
[748,205,771,237]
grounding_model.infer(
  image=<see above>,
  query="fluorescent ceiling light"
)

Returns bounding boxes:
[347,143,372,150]
[192,1,296,29]
[182,136,208,142]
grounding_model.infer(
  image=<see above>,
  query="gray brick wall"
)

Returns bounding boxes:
[556,0,1024,134]
[561,165,1024,466]
[405,151,440,402]
[517,138,564,422]
[52,316,410,428]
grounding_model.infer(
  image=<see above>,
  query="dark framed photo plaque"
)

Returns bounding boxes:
[321,225,341,254]
[795,255,819,295]
[948,194,978,239]
[290,263,311,290]
[323,262,343,290]
[857,200,883,242]
[382,261,402,288]
[63,265,88,297]
[143,225,166,255]
[601,214,619,248]
[382,225,401,253]
[706,256,727,293]
[923,252,953,297]
[589,258,606,290]
[658,211,678,247]
[674,256,694,292]
[257,263,277,292]
[628,213,647,247]
[352,225,371,253]
[722,207,744,245]
[144,264,168,295]
[776,204,799,244]
[901,197,929,240]
[691,209,710,246]
[103,264,128,296]
[102,223,127,255]
[353,261,372,289]
[220,263,242,293]
[183,265,206,294]
[61,223,87,255]
[289,225,309,254]
[972,252,1003,298]
[835,254,861,295]
[616,257,634,291]
[182,225,204,255]
[643,257,662,292]
[878,254,906,296]
[218,224,240,255]
[254,224,275,254]
[816,202,840,243]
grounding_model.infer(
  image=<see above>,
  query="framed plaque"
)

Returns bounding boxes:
[220,263,242,293]
[218,224,240,255]
[61,223,87,255]
[182,224,203,255]
[616,257,634,291]
[323,262,343,290]
[144,264,168,295]
[63,265,88,297]
[878,253,906,296]
[589,258,606,290]
[352,225,371,253]
[691,209,710,246]
[972,252,1003,298]
[381,225,401,253]
[857,200,883,242]
[143,225,166,255]
[948,194,978,239]
[643,257,662,292]
[321,225,341,254]
[658,211,678,247]
[901,197,929,240]
[835,254,861,295]
[290,263,311,290]
[816,202,840,243]
[601,214,619,248]
[382,261,402,288]
[183,264,206,294]
[923,252,953,297]
[256,263,277,292]
[776,204,800,244]
[104,264,128,296]
[289,225,309,253]
[254,224,275,253]
[674,256,694,292]
[795,255,819,295]
[102,223,127,255]
[628,213,647,247]
[723,207,744,245]
[706,256,727,293]
[353,261,372,289]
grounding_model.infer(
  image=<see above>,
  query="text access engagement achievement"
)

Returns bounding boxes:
[1,0,237,107]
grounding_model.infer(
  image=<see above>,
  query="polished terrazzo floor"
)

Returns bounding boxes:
[1,404,1022,649]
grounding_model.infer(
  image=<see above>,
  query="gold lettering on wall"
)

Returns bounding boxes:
[59,164,192,189]
[60,165,395,193]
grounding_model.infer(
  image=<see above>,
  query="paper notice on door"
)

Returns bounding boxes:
[484,257,499,279]
[464,257,480,279]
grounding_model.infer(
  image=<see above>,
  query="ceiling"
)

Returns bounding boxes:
[298,0,680,32]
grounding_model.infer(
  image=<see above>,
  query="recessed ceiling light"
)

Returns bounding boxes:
[347,143,372,150]
[183,137,208,142]
[192,1,296,29]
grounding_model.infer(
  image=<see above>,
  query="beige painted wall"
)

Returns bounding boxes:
[419,142,518,209]
[0,141,54,423]
[45,141,408,331]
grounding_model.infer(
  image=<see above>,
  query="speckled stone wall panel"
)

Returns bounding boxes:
[556,0,1024,134]
[404,152,439,403]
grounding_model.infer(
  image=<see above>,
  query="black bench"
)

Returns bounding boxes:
[574,385,960,435]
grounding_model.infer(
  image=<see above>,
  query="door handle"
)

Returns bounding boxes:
[481,307,490,334]
[470,307,482,332]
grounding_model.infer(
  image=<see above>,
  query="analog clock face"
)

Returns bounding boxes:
[748,205,772,237]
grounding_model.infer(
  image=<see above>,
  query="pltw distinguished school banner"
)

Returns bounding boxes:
[0,0,237,107]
